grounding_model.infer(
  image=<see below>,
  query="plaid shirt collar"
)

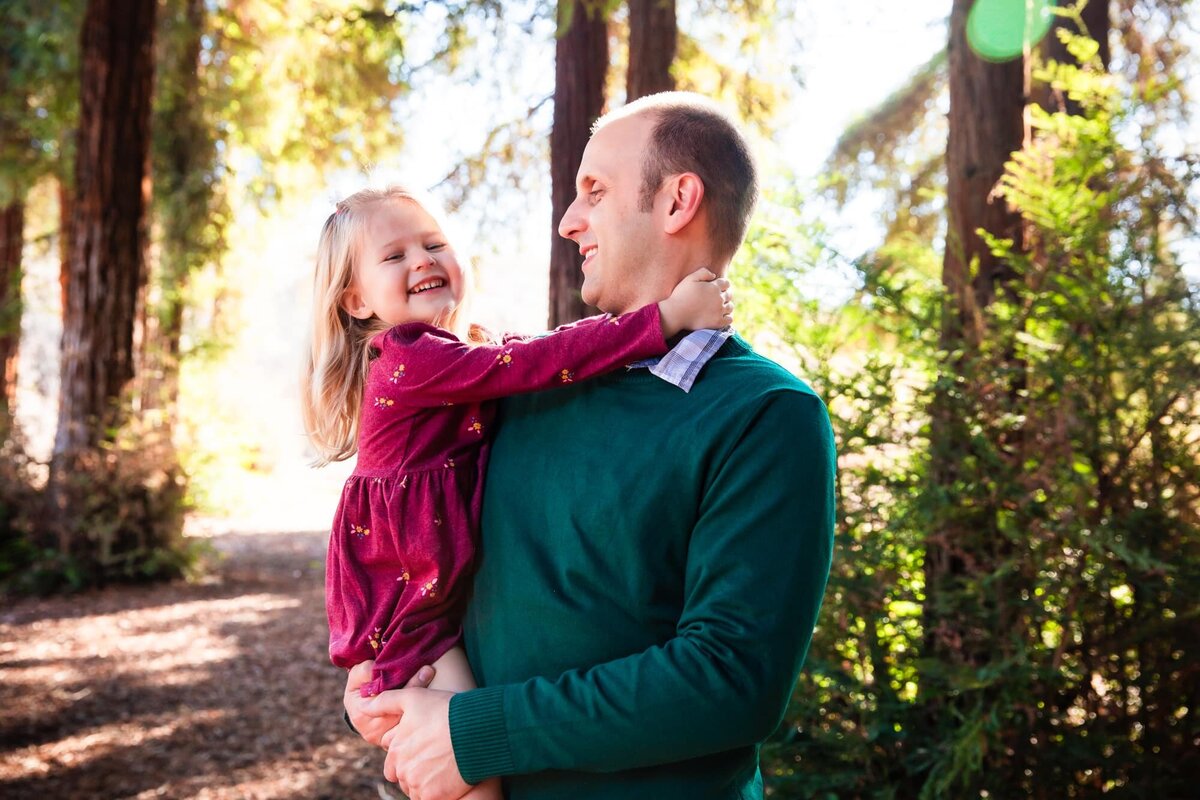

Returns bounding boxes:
[627,327,733,393]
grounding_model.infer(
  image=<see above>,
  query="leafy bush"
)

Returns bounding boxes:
[747,27,1200,800]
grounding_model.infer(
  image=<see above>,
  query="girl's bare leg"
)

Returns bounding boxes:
[428,646,502,800]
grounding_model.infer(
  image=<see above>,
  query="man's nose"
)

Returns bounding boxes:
[558,195,586,241]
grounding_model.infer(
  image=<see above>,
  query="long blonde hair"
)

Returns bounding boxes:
[301,185,476,466]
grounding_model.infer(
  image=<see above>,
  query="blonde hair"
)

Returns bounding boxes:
[301,185,478,466]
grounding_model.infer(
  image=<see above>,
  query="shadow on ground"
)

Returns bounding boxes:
[0,529,406,799]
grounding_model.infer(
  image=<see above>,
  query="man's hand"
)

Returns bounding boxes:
[364,687,471,800]
[343,660,436,748]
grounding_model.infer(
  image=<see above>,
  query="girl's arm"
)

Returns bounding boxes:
[374,268,729,407]
[374,304,667,408]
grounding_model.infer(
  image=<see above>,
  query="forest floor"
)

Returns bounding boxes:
[0,526,404,800]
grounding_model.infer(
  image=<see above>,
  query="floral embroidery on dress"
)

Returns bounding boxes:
[374,396,394,409]
[420,577,439,598]
[369,627,384,651]
[559,369,574,384]
[444,457,456,469]
[350,523,370,538]
[390,364,406,383]
[396,568,411,584]
[496,348,514,366]
[398,475,408,489]
[468,417,483,435]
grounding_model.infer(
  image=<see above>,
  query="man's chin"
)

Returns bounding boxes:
[580,285,599,309]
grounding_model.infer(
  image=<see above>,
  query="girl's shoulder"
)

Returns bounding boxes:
[371,321,498,353]
[370,322,459,353]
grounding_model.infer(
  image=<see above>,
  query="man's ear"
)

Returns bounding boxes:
[340,286,373,320]
[662,173,705,235]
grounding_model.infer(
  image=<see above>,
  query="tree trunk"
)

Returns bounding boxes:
[548,0,609,327]
[923,0,1026,669]
[0,201,24,416]
[53,0,157,460]
[58,179,72,316]
[626,0,676,101]
[144,0,208,415]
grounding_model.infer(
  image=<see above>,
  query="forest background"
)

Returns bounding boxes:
[1,0,1198,798]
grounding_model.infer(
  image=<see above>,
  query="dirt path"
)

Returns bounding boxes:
[0,529,403,800]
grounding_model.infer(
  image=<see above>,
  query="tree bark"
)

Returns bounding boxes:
[941,0,1026,346]
[0,201,24,416]
[145,0,208,414]
[548,0,609,327]
[53,0,157,460]
[58,178,72,316]
[626,0,676,101]
[923,0,1026,669]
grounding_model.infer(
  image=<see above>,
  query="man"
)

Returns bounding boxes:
[345,91,836,800]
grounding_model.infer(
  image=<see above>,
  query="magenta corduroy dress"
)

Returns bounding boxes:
[326,304,668,697]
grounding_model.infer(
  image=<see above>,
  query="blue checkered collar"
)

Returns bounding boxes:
[627,327,733,392]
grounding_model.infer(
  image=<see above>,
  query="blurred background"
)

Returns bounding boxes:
[1,0,1197,797]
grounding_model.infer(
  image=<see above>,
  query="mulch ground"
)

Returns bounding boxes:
[0,530,405,800]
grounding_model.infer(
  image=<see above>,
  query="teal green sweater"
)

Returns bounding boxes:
[449,335,836,799]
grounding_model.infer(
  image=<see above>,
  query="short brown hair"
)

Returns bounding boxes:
[597,92,758,263]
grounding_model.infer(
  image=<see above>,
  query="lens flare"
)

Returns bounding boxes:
[966,0,1056,63]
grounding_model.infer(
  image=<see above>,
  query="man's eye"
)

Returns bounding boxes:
[588,188,604,202]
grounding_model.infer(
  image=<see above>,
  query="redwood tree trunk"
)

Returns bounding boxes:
[58,178,72,316]
[53,0,157,460]
[626,0,676,101]
[923,0,1026,668]
[548,0,609,327]
[145,0,208,414]
[0,201,24,415]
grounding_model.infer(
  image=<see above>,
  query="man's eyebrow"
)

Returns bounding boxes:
[576,171,606,191]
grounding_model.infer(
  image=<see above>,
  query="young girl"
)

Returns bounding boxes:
[301,186,729,785]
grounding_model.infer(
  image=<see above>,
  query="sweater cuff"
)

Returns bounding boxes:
[449,686,514,783]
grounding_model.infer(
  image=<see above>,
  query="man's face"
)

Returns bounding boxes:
[558,114,665,314]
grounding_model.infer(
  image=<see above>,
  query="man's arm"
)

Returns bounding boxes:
[364,391,835,797]
[448,390,836,779]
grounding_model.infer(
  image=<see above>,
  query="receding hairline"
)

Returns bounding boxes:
[590,91,734,135]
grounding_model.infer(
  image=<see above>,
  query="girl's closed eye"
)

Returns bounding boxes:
[385,251,404,262]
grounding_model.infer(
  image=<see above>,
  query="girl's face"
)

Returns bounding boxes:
[341,199,465,328]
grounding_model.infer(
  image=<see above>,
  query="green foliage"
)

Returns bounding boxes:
[25,417,205,595]
[0,421,41,588]
[747,21,1199,800]
[0,0,82,204]
[736,186,940,799]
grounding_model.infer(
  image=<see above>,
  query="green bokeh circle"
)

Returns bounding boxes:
[966,0,1056,63]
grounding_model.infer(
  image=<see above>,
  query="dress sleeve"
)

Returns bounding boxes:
[447,392,837,780]
[373,304,667,407]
